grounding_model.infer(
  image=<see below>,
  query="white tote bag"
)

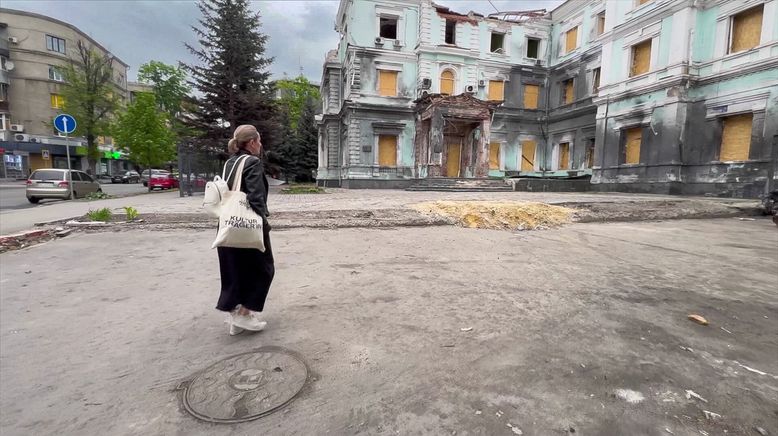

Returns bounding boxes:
[203,155,249,218]
[211,156,266,252]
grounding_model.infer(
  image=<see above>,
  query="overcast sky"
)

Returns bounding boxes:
[4,0,563,83]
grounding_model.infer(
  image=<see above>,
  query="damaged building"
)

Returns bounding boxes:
[317,0,778,197]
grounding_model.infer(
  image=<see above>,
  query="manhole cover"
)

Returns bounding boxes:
[182,348,308,423]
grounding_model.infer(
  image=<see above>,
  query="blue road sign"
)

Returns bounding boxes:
[54,114,77,134]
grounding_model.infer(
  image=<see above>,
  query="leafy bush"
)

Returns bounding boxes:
[86,208,113,222]
[123,206,139,221]
[85,191,111,200]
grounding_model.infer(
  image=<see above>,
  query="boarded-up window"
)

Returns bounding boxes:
[558,142,570,170]
[378,70,398,97]
[440,70,455,96]
[630,39,652,77]
[720,113,753,161]
[445,19,456,44]
[526,38,540,58]
[524,84,539,109]
[563,79,574,105]
[378,135,398,166]
[565,27,578,53]
[637,0,651,5]
[489,142,500,170]
[585,139,595,168]
[521,140,536,172]
[596,12,606,36]
[488,80,504,101]
[730,5,763,53]
[624,127,642,164]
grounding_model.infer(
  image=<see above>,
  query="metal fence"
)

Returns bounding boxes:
[176,143,225,197]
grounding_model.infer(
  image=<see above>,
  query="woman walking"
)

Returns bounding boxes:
[217,124,274,335]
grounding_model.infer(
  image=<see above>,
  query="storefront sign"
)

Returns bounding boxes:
[42,149,50,160]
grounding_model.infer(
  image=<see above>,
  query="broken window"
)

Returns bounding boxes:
[562,79,574,105]
[524,84,539,109]
[440,70,455,96]
[596,12,606,36]
[558,142,570,170]
[729,5,763,54]
[585,139,595,168]
[378,135,398,166]
[445,19,456,45]
[378,70,398,97]
[489,143,501,170]
[491,32,505,53]
[521,140,536,172]
[719,113,753,161]
[379,16,398,39]
[526,38,540,58]
[630,39,652,77]
[624,127,642,164]
[592,67,601,93]
[488,80,504,101]
[564,27,578,54]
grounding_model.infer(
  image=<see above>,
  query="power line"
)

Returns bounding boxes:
[487,0,500,13]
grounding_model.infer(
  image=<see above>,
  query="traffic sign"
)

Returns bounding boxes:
[54,114,77,134]
[42,149,50,160]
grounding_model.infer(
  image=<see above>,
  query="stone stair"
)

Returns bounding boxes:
[406,178,512,192]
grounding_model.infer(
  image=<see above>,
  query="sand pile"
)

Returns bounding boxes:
[412,201,574,230]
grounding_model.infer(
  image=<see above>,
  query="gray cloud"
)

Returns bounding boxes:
[4,0,562,85]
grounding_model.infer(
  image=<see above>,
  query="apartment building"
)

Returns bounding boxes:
[317,0,778,197]
[0,8,131,179]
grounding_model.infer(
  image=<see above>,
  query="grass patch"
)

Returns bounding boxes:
[86,208,113,222]
[123,206,139,221]
[85,191,111,200]
[280,185,326,195]
[412,201,574,231]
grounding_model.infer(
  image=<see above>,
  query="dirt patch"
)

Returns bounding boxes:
[412,201,574,230]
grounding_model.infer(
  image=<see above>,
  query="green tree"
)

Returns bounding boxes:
[275,76,321,130]
[113,93,175,176]
[60,40,121,174]
[291,97,319,182]
[137,61,189,125]
[183,0,277,153]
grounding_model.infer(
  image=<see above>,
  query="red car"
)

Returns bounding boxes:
[149,173,179,190]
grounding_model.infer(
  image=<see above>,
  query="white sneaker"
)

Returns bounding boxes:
[230,312,267,332]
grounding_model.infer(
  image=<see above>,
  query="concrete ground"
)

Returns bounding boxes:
[1,218,776,435]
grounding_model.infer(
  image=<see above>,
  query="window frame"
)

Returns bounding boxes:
[377,69,399,97]
[557,142,571,170]
[595,12,606,37]
[526,37,540,59]
[379,15,398,40]
[48,65,65,82]
[440,69,455,96]
[444,19,457,45]
[490,32,506,54]
[561,78,575,105]
[718,112,753,162]
[45,34,66,54]
[727,4,764,54]
[629,39,652,77]
[375,134,399,167]
[489,142,501,170]
[0,83,8,102]
[592,67,601,93]
[487,80,505,101]
[523,84,540,109]
[50,93,65,109]
[623,126,643,165]
[564,26,579,54]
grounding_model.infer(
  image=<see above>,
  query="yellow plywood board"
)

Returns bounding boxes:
[489,142,500,170]
[559,143,570,170]
[521,140,536,172]
[630,40,652,77]
[378,135,397,166]
[564,80,574,104]
[378,70,398,97]
[565,27,578,53]
[720,113,752,161]
[625,127,642,164]
[440,70,454,95]
[488,80,504,101]
[524,84,539,109]
[447,141,461,177]
[731,5,763,53]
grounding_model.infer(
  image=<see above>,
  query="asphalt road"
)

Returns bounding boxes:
[0,182,151,211]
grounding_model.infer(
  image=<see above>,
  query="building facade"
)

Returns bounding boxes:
[317,0,778,197]
[0,8,132,179]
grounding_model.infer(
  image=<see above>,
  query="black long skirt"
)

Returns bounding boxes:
[216,226,274,312]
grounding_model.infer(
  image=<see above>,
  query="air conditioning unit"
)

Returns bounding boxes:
[29,137,39,143]
[393,39,402,47]
[10,124,24,132]
[14,133,30,142]
[8,36,19,44]
[478,80,486,87]
[375,37,384,45]
[535,59,542,66]
[466,85,475,93]
[421,78,432,89]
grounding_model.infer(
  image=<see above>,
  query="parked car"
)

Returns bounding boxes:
[149,173,179,190]
[26,169,101,203]
[141,169,169,186]
[111,170,141,184]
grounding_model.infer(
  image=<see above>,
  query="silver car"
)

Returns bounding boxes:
[26,169,102,203]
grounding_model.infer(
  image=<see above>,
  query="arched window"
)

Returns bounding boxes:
[440,70,455,96]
